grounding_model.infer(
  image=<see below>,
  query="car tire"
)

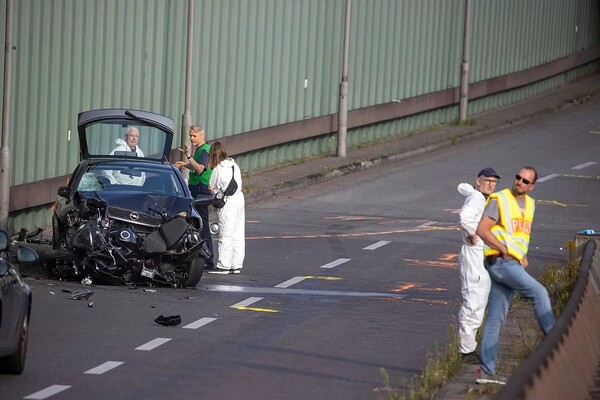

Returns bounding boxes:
[182,258,204,288]
[0,306,30,374]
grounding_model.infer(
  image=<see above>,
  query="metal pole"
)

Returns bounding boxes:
[337,0,351,158]
[459,0,472,122]
[181,0,194,180]
[0,0,14,232]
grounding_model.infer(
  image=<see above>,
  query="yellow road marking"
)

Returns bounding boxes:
[304,276,342,281]
[589,130,600,134]
[232,306,279,313]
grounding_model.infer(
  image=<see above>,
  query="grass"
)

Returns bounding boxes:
[381,241,580,398]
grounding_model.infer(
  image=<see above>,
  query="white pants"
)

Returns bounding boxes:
[458,243,491,353]
[216,191,245,270]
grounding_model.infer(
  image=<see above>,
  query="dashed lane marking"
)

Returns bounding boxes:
[275,277,307,288]
[320,258,351,269]
[24,385,72,399]
[536,173,560,182]
[183,317,217,329]
[135,338,172,351]
[363,240,391,250]
[231,297,263,308]
[572,161,597,170]
[230,296,278,313]
[84,361,124,375]
[275,276,342,289]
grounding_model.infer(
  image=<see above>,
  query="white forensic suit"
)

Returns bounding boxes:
[106,139,146,186]
[457,183,491,354]
[209,157,245,272]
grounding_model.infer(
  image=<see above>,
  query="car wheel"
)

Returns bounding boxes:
[181,258,204,288]
[0,307,30,374]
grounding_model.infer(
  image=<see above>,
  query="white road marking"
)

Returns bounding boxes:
[231,297,263,308]
[320,258,351,269]
[24,385,72,399]
[275,277,307,288]
[135,338,172,351]
[417,221,436,228]
[84,361,124,375]
[572,161,597,170]
[536,173,559,183]
[182,317,217,329]
[364,240,391,250]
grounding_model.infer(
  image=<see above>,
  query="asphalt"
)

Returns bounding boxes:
[15,71,600,398]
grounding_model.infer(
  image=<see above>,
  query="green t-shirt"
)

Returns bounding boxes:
[188,143,212,185]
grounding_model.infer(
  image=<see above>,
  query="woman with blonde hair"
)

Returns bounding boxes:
[207,141,245,274]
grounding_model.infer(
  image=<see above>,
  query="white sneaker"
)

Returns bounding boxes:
[229,269,241,274]
[208,268,229,275]
[476,368,507,385]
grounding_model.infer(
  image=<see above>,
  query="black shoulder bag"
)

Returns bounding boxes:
[212,166,238,209]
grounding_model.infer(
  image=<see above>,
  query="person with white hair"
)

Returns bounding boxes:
[106,127,145,185]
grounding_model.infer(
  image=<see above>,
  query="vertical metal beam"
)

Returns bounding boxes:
[1,0,14,232]
[181,0,194,179]
[337,0,351,158]
[459,0,472,122]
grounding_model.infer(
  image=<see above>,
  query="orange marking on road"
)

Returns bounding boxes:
[439,254,458,261]
[248,228,424,240]
[391,283,448,292]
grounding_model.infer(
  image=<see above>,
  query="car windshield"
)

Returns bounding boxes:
[77,163,186,197]
[85,120,168,160]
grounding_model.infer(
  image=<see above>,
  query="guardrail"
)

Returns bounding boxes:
[497,239,600,400]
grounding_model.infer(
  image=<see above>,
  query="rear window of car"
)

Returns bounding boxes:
[85,120,168,160]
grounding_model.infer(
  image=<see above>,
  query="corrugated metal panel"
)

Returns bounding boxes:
[350,0,464,107]
[193,0,345,139]
[470,0,583,82]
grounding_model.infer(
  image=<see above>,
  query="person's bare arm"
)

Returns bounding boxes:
[476,216,508,257]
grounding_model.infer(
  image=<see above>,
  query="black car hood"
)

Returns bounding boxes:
[82,191,194,217]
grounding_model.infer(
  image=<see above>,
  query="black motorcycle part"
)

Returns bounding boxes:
[181,257,204,288]
[141,230,167,254]
[158,217,187,249]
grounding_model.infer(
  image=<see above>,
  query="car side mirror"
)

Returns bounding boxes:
[58,186,71,198]
[17,246,39,264]
[0,229,7,252]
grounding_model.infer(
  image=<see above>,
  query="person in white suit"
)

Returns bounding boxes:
[106,127,145,186]
[207,141,245,275]
[457,167,500,364]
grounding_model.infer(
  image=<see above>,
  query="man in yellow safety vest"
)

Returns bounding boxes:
[474,166,555,385]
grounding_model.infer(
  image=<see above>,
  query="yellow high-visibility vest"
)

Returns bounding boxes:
[484,189,535,263]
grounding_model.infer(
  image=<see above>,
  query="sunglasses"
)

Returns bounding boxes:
[515,174,533,185]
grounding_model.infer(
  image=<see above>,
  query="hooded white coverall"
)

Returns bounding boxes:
[457,183,491,354]
[210,158,245,271]
[106,139,146,185]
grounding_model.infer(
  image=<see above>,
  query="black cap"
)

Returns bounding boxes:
[478,167,500,179]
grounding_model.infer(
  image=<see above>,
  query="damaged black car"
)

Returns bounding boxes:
[44,109,212,287]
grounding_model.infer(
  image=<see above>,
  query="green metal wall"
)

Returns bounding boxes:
[0,0,598,232]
